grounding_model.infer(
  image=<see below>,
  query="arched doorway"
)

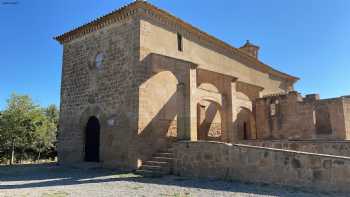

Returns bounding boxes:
[85,116,100,162]
[236,107,257,140]
[197,100,223,141]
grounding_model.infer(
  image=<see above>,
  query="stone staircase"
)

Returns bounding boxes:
[135,146,174,177]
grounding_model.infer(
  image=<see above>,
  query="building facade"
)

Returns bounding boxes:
[55,1,349,170]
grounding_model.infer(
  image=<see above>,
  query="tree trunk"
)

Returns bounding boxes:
[20,148,25,164]
[10,138,15,165]
[37,151,41,162]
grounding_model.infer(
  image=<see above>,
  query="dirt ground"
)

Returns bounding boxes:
[0,163,346,197]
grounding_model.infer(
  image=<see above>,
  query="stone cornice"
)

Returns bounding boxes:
[54,1,141,44]
[54,1,299,82]
[236,81,265,92]
[197,68,238,82]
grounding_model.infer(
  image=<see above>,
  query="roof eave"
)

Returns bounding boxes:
[53,0,142,44]
[53,1,299,82]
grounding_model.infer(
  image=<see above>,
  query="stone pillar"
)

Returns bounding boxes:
[229,81,238,143]
[221,95,229,142]
[178,65,197,141]
[215,78,238,143]
[176,82,186,140]
[188,67,198,141]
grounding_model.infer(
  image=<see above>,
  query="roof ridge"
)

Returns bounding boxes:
[54,1,299,81]
[139,1,299,81]
[54,0,141,42]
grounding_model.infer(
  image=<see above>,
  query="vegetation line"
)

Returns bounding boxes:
[0,93,58,165]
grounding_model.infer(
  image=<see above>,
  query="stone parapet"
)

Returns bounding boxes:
[242,140,350,157]
[173,141,350,193]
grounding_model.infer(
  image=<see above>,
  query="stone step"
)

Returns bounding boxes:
[136,146,174,177]
[140,165,170,172]
[160,148,174,153]
[151,157,174,163]
[158,151,173,154]
[153,152,174,158]
[143,161,170,166]
[135,169,166,177]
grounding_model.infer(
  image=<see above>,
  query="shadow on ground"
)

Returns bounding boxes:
[0,163,342,197]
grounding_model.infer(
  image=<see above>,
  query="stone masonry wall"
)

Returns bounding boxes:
[255,92,348,140]
[139,12,293,96]
[255,92,315,140]
[173,141,350,193]
[318,98,346,139]
[343,97,350,139]
[58,16,140,169]
[134,53,198,166]
[243,140,350,157]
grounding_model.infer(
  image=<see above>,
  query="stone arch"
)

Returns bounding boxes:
[236,107,257,140]
[148,56,190,84]
[197,95,222,106]
[79,105,107,162]
[197,99,224,141]
[138,70,180,139]
[198,82,220,93]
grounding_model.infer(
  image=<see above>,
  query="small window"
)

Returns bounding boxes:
[95,53,104,70]
[177,33,183,52]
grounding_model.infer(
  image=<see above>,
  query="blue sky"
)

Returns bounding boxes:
[1,0,349,109]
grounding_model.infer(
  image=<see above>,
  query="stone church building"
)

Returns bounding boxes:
[55,0,350,172]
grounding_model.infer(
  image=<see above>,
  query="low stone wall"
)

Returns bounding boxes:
[242,140,350,157]
[173,141,350,192]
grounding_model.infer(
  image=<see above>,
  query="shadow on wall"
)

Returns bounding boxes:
[75,54,189,169]
[74,54,183,169]
[130,54,232,168]
[80,54,256,169]
[197,100,223,141]
[75,53,262,170]
[128,54,188,168]
[128,54,262,168]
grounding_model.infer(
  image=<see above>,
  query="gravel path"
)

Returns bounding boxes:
[0,164,345,197]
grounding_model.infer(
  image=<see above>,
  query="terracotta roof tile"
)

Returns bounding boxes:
[54,1,299,82]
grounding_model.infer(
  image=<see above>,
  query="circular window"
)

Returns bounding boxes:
[95,53,104,70]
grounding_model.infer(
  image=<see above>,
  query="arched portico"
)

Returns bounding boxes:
[141,54,237,142]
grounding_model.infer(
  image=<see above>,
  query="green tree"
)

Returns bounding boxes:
[0,94,58,164]
[45,104,59,125]
[42,104,59,160]
[0,112,6,162]
[1,94,37,164]
[31,112,57,161]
